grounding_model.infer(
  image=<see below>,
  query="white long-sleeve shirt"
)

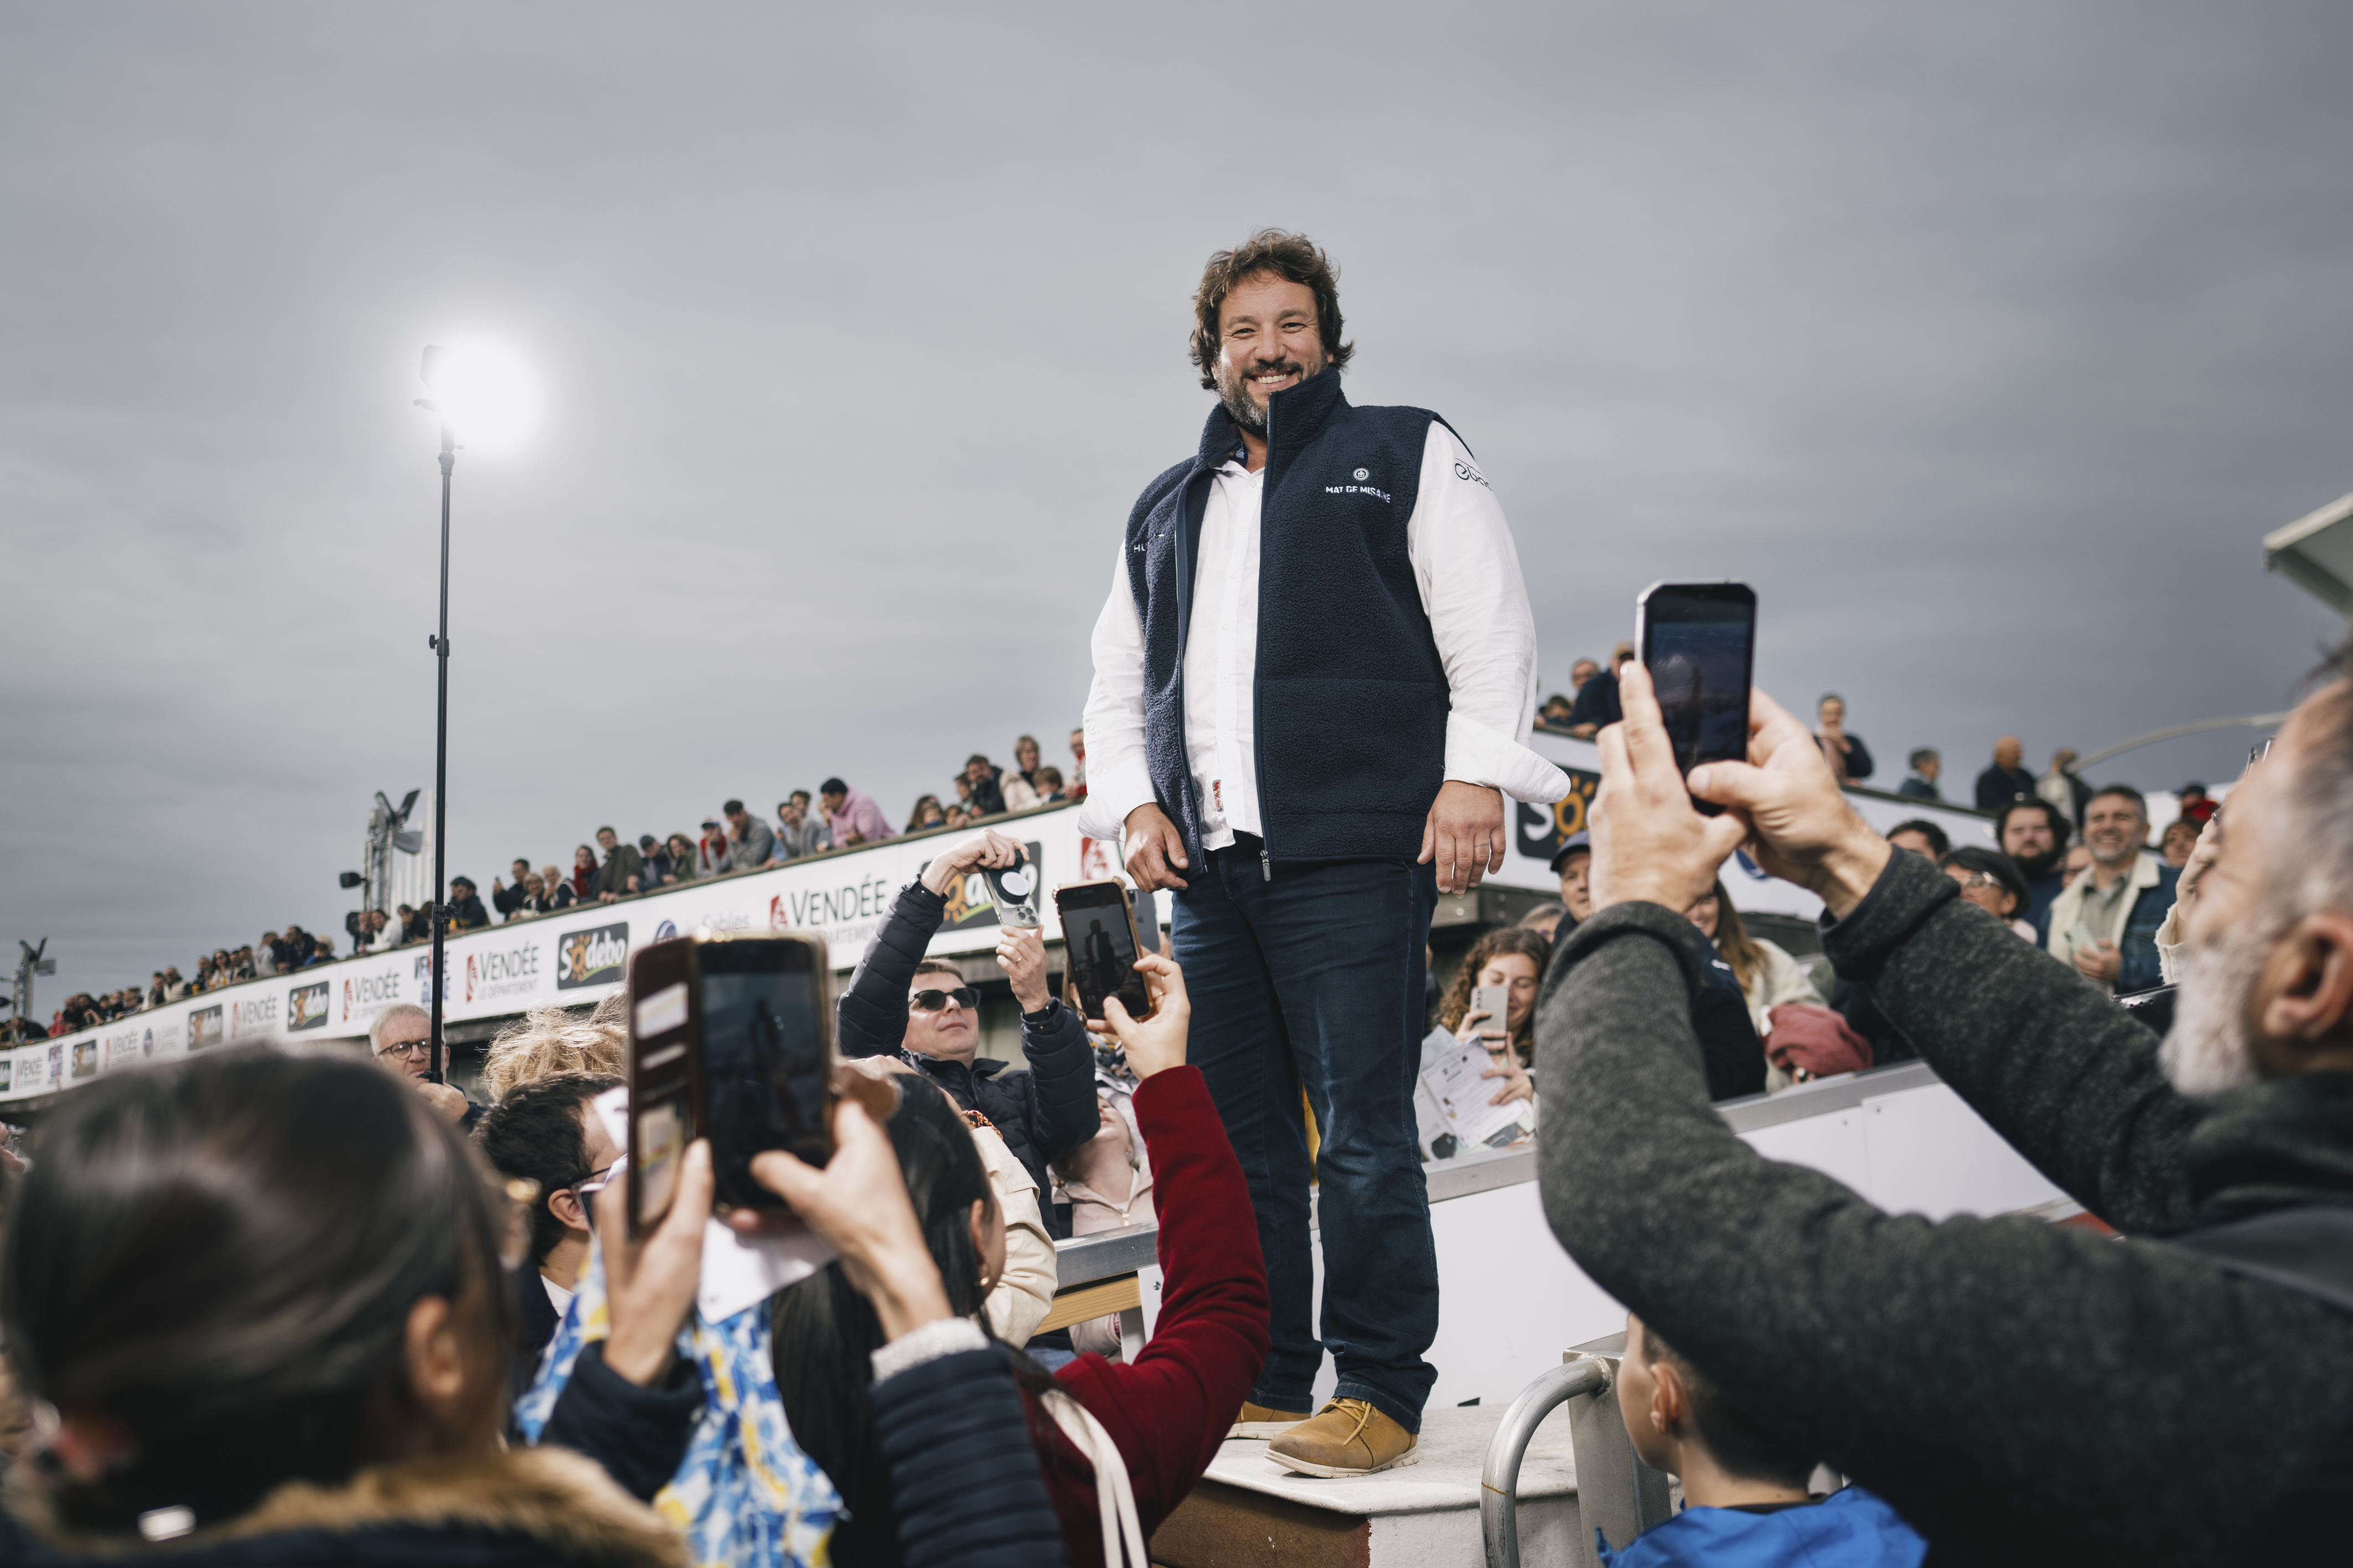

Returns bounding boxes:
[1079,420,1567,847]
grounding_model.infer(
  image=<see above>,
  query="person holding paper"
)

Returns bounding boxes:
[1416,929,1544,1158]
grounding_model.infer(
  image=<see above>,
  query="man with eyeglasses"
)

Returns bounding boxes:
[836,828,1096,1226]
[474,1074,627,1383]
[368,1001,484,1131]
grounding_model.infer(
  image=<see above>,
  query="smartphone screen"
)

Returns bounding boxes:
[1055,880,1149,1023]
[697,939,832,1211]
[1638,583,1757,803]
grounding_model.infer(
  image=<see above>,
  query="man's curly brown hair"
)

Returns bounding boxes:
[1189,230,1355,390]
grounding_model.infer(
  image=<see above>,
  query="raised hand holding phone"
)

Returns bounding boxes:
[1101,952,1190,1079]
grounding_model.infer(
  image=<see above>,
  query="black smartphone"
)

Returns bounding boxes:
[627,931,835,1234]
[1054,878,1152,1024]
[1636,581,1757,814]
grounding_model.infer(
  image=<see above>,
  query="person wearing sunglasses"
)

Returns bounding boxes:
[837,829,1098,1248]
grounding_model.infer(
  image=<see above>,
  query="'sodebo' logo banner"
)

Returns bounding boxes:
[559,923,629,989]
[288,981,331,1032]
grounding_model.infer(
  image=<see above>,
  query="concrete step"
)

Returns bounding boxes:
[1150,1404,1585,1567]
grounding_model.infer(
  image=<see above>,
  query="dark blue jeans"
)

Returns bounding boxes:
[1172,843,1438,1432]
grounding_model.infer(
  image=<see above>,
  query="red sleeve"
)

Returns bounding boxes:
[1053,1065,1271,1538]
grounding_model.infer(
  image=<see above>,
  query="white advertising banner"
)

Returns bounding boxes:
[4,759,1997,1105]
[6,804,1132,1104]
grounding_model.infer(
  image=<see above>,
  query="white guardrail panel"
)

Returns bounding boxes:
[11,744,2001,1105]
[6,804,1139,1103]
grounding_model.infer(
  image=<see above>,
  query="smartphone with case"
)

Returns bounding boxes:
[983,849,1043,930]
[1054,878,1153,1025]
[628,931,835,1235]
[1636,581,1758,815]
[1471,983,1513,1043]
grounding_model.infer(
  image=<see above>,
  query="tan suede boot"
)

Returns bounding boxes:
[1226,1399,1314,1440]
[1265,1398,1419,1477]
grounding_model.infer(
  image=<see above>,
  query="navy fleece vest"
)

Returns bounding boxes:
[1122,372,1455,865]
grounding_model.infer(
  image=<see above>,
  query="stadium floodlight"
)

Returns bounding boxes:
[410,342,536,1084]
[418,340,538,451]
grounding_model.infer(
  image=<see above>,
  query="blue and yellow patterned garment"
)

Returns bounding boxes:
[515,1239,842,1568]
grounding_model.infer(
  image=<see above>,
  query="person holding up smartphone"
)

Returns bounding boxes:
[1078,232,1571,1476]
[834,828,1098,1233]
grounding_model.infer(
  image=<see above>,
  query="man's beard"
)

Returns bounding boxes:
[2159,916,2276,1097]
[2012,845,2065,880]
[1214,357,1310,434]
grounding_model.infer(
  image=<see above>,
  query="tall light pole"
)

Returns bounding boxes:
[414,341,536,1085]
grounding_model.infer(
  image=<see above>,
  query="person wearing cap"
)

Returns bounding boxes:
[444,876,491,932]
[1552,830,1594,932]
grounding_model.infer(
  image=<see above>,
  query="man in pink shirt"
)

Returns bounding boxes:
[819,776,896,849]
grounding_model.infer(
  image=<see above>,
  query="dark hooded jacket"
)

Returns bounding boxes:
[1537,849,2353,1566]
[836,881,1097,1224]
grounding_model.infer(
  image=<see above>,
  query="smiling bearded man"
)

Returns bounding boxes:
[1079,230,1568,1477]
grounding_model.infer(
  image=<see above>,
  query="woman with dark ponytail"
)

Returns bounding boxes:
[762,952,1269,1568]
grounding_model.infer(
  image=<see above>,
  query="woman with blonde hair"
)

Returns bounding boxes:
[480,993,630,1102]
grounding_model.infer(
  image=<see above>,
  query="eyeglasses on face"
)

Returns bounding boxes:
[373,1038,431,1058]
[909,987,979,1012]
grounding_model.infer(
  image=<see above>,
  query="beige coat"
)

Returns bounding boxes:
[971,1124,1057,1346]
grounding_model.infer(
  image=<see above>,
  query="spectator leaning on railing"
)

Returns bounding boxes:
[1537,643,2353,1566]
[1812,693,1874,783]
[593,827,642,901]
[819,777,895,848]
[722,799,773,871]
[962,755,1009,817]
[1898,747,1941,801]
[492,857,534,920]
[774,791,828,861]
[1974,734,2038,813]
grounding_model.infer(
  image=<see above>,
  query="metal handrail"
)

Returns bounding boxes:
[1481,1357,1608,1568]
[1051,1222,1160,1288]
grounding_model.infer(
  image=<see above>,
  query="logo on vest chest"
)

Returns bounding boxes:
[1326,466,1392,504]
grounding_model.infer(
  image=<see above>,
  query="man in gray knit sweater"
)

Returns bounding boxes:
[1539,650,2353,1566]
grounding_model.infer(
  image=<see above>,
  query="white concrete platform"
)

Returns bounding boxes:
[1150,1404,1588,1567]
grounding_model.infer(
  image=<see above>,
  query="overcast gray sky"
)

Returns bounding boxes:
[6,2,2349,1013]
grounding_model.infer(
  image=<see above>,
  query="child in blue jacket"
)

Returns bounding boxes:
[1601,1314,1927,1567]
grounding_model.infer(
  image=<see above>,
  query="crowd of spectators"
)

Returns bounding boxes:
[35,731,1093,1037]
[6,636,2347,1568]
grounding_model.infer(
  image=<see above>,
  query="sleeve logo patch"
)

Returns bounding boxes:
[1453,460,1492,490]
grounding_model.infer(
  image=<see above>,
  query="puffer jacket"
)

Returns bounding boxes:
[837,881,1097,1222]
